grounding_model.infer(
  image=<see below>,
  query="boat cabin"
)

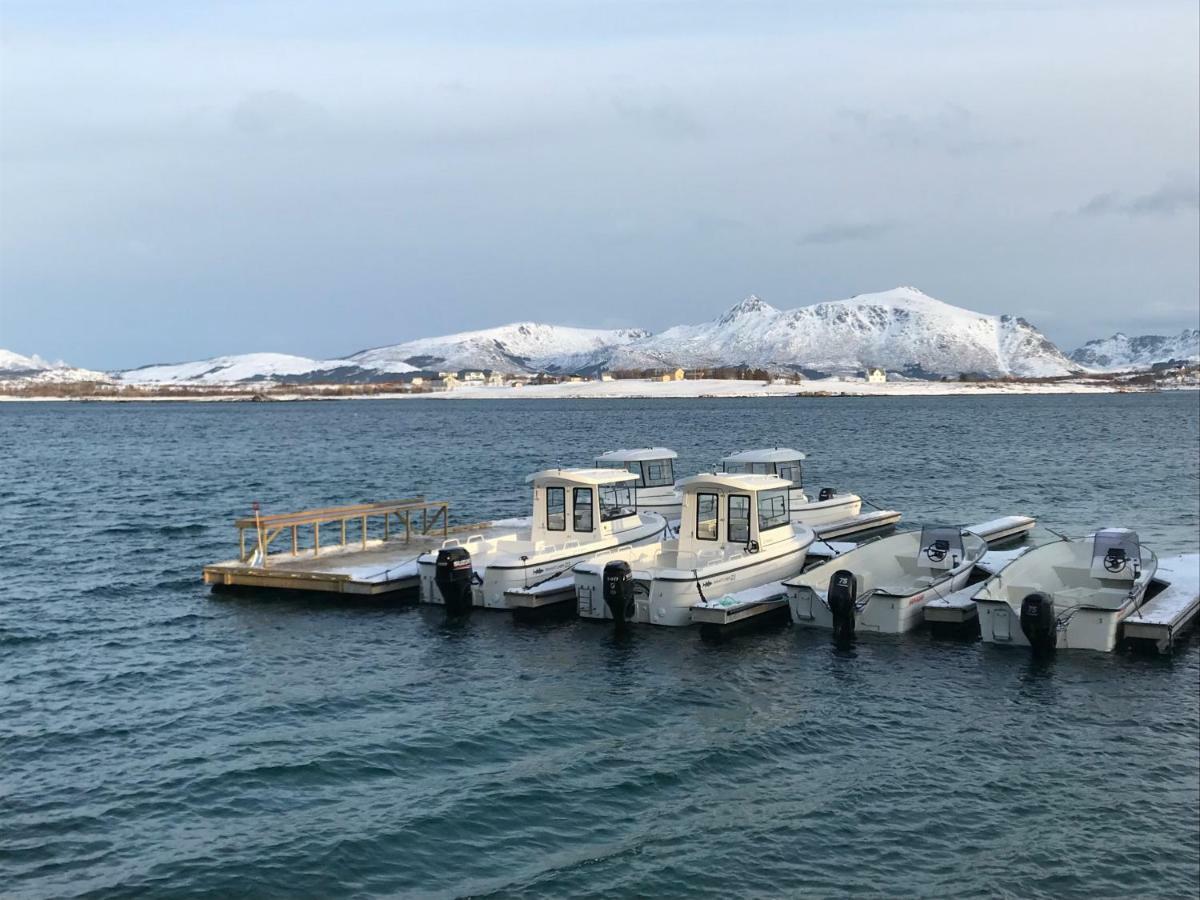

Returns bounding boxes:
[720,448,805,488]
[594,447,678,491]
[525,468,642,546]
[676,472,797,554]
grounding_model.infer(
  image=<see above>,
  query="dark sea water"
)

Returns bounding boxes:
[2,394,1198,899]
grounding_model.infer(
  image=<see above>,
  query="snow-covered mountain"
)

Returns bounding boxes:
[1069,329,1200,372]
[0,349,110,383]
[2,287,1092,388]
[607,288,1077,378]
[117,352,412,385]
[347,323,650,374]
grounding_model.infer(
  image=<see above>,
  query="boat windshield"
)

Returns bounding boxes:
[775,460,803,487]
[597,460,643,484]
[640,459,674,487]
[600,484,637,521]
[723,461,772,475]
[758,489,790,531]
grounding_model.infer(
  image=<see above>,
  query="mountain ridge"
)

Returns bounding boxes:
[4,287,1193,385]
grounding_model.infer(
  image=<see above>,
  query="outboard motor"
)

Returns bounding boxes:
[818,487,837,502]
[434,547,474,616]
[603,560,636,628]
[1019,591,1057,654]
[828,569,858,642]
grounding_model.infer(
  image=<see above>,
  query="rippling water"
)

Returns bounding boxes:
[2,394,1198,898]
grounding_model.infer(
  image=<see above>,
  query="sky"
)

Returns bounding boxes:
[1,0,1197,370]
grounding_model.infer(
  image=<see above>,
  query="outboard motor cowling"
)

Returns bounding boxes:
[818,487,837,502]
[828,569,858,642]
[1019,591,1057,654]
[603,560,636,627]
[434,547,474,616]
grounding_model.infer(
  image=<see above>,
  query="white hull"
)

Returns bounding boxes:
[790,493,862,527]
[790,562,975,633]
[976,590,1149,652]
[418,516,667,608]
[786,528,988,634]
[576,540,811,627]
[973,533,1157,652]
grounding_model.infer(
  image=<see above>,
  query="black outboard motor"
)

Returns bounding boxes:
[1019,592,1057,654]
[603,560,636,628]
[818,487,837,502]
[434,547,474,616]
[828,569,858,642]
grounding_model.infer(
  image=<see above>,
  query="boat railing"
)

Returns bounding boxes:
[232,498,453,566]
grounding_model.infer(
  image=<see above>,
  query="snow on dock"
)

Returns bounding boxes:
[1122,554,1200,653]
[812,509,901,540]
[693,516,1036,631]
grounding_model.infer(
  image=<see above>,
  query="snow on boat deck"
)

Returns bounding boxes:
[923,548,1030,625]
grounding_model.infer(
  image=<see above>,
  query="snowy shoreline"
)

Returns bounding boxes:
[2,377,1187,403]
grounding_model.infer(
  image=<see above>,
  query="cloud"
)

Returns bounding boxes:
[611,96,704,141]
[798,222,894,245]
[230,90,328,138]
[831,104,1020,157]
[1077,179,1200,217]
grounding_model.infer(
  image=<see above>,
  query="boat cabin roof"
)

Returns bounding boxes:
[595,446,678,463]
[524,467,640,486]
[678,472,792,493]
[721,447,806,464]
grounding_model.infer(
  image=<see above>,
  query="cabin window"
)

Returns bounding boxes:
[573,487,594,532]
[600,484,636,521]
[776,461,804,487]
[728,494,751,543]
[546,487,566,531]
[723,462,748,474]
[642,459,674,487]
[696,492,719,541]
[758,489,789,531]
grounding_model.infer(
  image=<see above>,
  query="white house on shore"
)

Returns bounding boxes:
[867,367,887,384]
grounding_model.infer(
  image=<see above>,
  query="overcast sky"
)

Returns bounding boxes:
[1,0,1197,369]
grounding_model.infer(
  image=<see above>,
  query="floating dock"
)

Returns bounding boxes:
[203,499,520,596]
[1121,553,1200,653]
[691,515,1037,636]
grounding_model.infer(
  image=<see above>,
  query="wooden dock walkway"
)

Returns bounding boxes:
[203,498,512,596]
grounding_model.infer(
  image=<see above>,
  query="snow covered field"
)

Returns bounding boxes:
[3,376,1150,402]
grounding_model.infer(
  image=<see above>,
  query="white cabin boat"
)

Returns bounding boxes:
[786,526,987,636]
[594,447,682,519]
[575,473,815,627]
[973,528,1158,653]
[418,468,667,611]
[720,448,862,527]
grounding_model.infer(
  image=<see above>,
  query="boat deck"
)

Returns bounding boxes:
[692,515,1037,631]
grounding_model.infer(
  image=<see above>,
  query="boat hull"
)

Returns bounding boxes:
[418,516,668,608]
[789,563,976,634]
[790,493,863,527]
[576,542,810,627]
[977,587,1150,652]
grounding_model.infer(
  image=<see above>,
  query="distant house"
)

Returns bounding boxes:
[432,374,460,390]
[459,370,486,384]
[600,372,615,382]
[867,368,887,384]
[486,372,506,387]
[565,374,586,383]
[408,376,424,386]
[652,367,685,383]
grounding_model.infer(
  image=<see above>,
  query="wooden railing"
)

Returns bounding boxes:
[236,497,449,565]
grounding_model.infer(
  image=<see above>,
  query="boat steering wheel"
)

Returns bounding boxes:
[924,540,950,563]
